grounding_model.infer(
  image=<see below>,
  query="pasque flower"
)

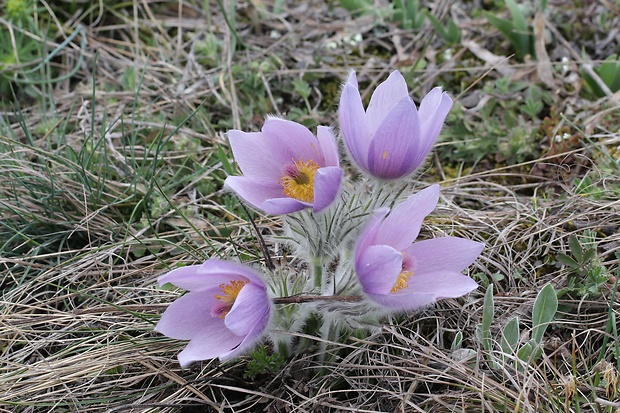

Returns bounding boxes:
[339,71,453,179]
[156,259,271,367]
[224,117,343,215]
[355,184,483,311]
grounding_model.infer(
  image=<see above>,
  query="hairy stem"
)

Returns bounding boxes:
[273,295,363,304]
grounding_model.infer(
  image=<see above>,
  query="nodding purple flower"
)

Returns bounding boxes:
[156,259,271,367]
[355,185,483,311]
[339,70,453,180]
[224,117,343,215]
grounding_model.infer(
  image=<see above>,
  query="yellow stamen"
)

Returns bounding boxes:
[213,280,248,318]
[382,150,389,159]
[390,271,412,293]
[279,158,319,203]
[214,280,247,302]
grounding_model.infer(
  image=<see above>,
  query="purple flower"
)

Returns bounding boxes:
[224,117,343,215]
[339,70,453,180]
[156,259,271,367]
[355,184,483,311]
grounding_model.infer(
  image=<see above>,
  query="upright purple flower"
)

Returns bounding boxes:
[355,184,483,311]
[224,117,343,215]
[339,70,453,180]
[156,259,271,367]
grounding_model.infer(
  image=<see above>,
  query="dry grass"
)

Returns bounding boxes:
[1,0,619,411]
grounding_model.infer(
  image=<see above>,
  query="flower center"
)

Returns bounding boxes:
[391,253,414,293]
[390,270,413,293]
[212,279,248,318]
[279,158,319,203]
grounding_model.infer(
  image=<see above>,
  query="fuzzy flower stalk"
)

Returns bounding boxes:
[355,184,484,311]
[156,259,271,367]
[339,71,453,180]
[224,117,343,215]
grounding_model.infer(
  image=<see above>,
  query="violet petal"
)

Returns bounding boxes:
[177,329,242,368]
[339,82,370,170]
[261,197,308,215]
[412,89,452,168]
[262,117,323,163]
[405,237,484,273]
[219,313,269,361]
[159,265,239,292]
[404,270,479,299]
[227,130,290,185]
[155,290,222,340]
[356,244,403,295]
[317,126,340,167]
[312,166,343,213]
[366,71,410,137]
[198,259,267,286]
[374,184,440,250]
[365,291,437,310]
[346,71,358,88]
[225,283,270,337]
[355,208,390,264]
[159,259,267,291]
[367,97,420,179]
[224,176,284,212]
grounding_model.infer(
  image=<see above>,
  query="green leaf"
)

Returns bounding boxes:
[597,54,620,92]
[556,253,580,268]
[483,5,533,60]
[393,0,425,29]
[516,339,533,362]
[531,344,544,362]
[475,271,490,288]
[507,0,532,58]
[582,69,606,98]
[531,283,558,344]
[339,0,373,15]
[446,20,461,43]
[293,79,311,100]
[481,283,494,353]
[500,316,520,354]
[483,11,514,41]
[244,346,286,380]
[582,248,596,263]
[517,338,544,366]
[425,12,460,43]
[426,13,445,35]
[505,0,527,31]
[451,331,463,350]
[217,144,235,176]
[490,272,505,282]
[568,235,583,262]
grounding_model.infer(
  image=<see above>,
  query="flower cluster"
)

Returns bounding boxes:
[156,70,484,367]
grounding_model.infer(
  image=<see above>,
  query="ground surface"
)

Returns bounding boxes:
[1,0,619,412]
